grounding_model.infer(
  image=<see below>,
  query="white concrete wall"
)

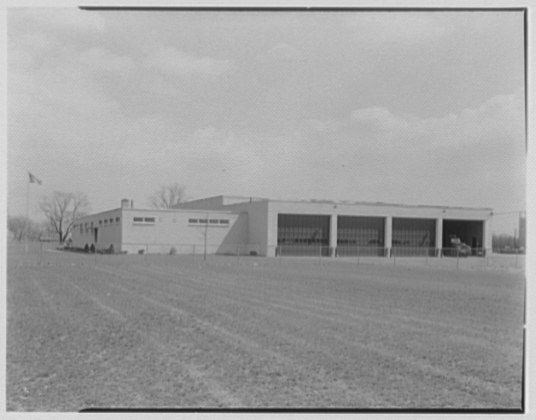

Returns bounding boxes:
[266,200,492,220]
[246,201,271,256]
[264,201,491,258]
[435,218,443,253]
[329,214,337,255]
[73,198,493,258]
[120,208,248,255]
[384,216,392,254]
[180,196,226,210]
[72,209,122,251]
[484,218,493,251]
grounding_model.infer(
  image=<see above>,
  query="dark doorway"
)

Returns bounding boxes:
[94,228,98,244]
[442,220,484,255]
[337,216,385,256]
[277,214,330,256]
[392,218,436,256]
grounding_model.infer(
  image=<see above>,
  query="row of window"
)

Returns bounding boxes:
[133,217,156,224]
[188,218,230,225]
[130,217,230,225]
[75,215,232,233]
[75,217,121,234]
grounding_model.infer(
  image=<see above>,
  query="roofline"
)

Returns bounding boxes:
[121,207,238,214]
[75,196,493,222]
[185,194,492,211]
[74,206,240,222]
[184,194,268,202]
[265,198,493,212]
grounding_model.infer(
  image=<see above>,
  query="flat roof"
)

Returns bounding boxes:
[266,198,493,212]
[74,206,240,221]
[78,195,493,222]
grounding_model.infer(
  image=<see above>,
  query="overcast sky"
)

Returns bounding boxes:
[7,7,526,233]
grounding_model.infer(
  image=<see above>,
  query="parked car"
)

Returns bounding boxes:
[444,236,471,257]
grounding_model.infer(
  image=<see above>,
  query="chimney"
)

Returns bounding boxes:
[121,199,130,209]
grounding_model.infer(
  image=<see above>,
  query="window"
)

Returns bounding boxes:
[133,216,155,224]
[104,219,108,224]
[99,220,102,225]
[187,218,230,227]
[116,217,120,223]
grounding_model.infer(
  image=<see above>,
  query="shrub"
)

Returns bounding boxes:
[89,244,95,253]
[169,246,177,255]
[84,244,89,253]
[250,251,258,256]
[107,244,115,254]
[138,249,144,255]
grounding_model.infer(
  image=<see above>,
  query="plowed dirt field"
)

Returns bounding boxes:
[7,246,524,411]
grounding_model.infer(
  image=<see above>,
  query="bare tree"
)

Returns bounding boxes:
[7,216,42,241]
[39,191,90,243]
[150,183,186,209]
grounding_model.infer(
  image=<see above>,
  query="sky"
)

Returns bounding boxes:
[6,7,527,233]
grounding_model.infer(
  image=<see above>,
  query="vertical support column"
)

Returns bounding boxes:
[384,216,392,257]
[435,218,443,257]
[266,207,277,257]
[329,214,338,257]
[484,217,492,255]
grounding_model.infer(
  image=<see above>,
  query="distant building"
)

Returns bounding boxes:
[71,196,493,257]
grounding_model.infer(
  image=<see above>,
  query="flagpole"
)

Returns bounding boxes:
[25,173,30,253]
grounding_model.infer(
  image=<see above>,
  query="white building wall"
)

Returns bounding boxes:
[72,209,122,251]
[246,201,271,256]
[384,216,392,255]
[262,200,492,258]
[179,196,226,210]
[265,200,491,220]
[120,208,248,255]
[73,197,492,258]
[435,218,443,254]
[484,218,493,251]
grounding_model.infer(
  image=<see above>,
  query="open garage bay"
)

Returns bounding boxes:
[7,245,524,411]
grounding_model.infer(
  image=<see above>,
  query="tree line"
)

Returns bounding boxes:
[8,184,186,244]
[492,233,525,251]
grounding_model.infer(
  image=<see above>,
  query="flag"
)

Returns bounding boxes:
[28,172,42,185]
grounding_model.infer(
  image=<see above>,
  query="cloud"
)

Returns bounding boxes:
[349,90,524,149]
[350,106,410,135]
[345,13,450,45]
[79,48,135,76]
[15,31,59,53]
[257,43,302,62]
[145,47,232,77]
[20,8,105,33]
